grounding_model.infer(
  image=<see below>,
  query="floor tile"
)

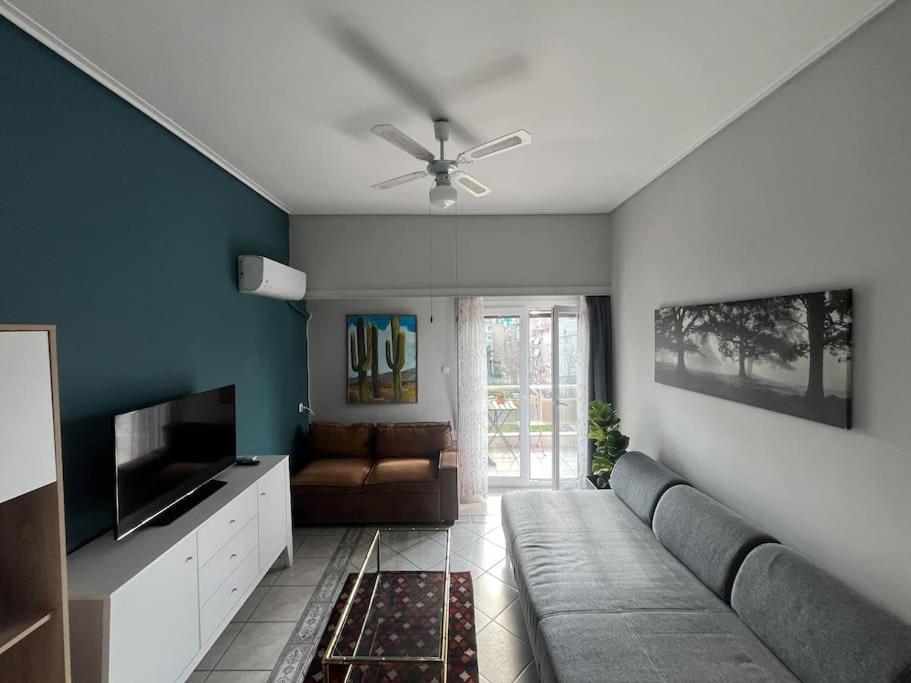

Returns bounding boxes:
[431,555,484,580]
[205,670,271,682]
[515,661,540,683]
[274,557,329,586]
[294,535,341,558]
[482,527,507,548]
[232,586,268,623]
[455,537,507,571]
[472,573,518,619]
[381,529,432,553]
[249,585,316,622]
[473,607,492,633]
[487,558,518,590]
[258,567,282,588]
[476,621,533,683]
[196,622,241,670]
[400,538,447,569]
[447,524,482,551]
[378,554,419,571]
[216,621,295,670]
[494,600,529,643]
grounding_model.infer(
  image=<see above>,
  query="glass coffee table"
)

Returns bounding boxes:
[323,527,452,683]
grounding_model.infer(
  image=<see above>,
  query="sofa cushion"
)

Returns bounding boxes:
[653,485,776,601]
[308,422,374,458]
[609,451,686,525]
[510,530,726,644]
[363,457,439,493]
[501,490,646,553]
[375,422,452,458]
[535,611,798,683]
[732,544,911,683]
[290,457,372,492]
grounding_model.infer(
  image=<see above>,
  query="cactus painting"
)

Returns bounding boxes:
[346,314,417,403]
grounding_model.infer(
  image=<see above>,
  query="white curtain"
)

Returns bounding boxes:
[457,296,488,503]
[576,295,590,481]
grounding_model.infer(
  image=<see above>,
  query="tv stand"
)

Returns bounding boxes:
[67,456,293,683]
[148,479,227,527]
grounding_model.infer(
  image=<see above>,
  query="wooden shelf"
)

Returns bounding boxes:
[0,610,53,656]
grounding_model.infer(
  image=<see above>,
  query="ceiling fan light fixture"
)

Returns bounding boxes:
[429,181,457,209]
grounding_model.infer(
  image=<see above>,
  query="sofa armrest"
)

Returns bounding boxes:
[438,445,459,522]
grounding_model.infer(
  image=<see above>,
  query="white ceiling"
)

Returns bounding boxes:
[2,0,890,214]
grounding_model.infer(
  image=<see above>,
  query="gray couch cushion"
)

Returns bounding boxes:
[609,451,686,524]
[653,485,776,601]
[510,530,726,643]
[535,610,798,683]
[501,489,646,552]
[732,544,911,683]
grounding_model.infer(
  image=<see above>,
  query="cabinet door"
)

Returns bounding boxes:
[257,464,288,571]
[109,534,200,683]
[0,331,57,503]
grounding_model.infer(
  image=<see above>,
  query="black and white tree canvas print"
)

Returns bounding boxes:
[655,290,853,428]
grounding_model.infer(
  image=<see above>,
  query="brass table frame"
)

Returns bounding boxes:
[323,527,452,683]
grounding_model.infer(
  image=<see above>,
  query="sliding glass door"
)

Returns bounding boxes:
[486,302,581,489]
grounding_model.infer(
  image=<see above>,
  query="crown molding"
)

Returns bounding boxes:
[305,285,611,300]
[611,0,896,213]
[1,2,291,214]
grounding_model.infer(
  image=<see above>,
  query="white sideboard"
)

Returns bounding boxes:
[67,455,293,683]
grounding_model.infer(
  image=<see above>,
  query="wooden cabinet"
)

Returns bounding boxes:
[0,326,71,682]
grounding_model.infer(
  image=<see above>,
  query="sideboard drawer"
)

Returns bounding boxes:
[197,485,257,565]
[199,546,259,644]
[199,516,258,606]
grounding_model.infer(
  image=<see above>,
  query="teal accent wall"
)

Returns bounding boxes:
[0,17,307,551]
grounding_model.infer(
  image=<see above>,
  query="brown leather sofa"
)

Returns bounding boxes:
[291,421,459,525]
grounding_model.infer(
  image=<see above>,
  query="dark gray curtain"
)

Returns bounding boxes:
[586,296,613,471]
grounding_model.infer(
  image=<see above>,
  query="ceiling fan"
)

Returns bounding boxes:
[370,120,532,208]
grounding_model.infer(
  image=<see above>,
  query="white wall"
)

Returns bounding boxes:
[612,2,911,621]
[306,297,458,425]
[294,213,611,427]
[290,214,611,297]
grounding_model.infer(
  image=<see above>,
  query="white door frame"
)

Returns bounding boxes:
[486,300,579,489]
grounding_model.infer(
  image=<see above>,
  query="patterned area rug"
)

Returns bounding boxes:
[304,571,479,683]
[270,527,367,683]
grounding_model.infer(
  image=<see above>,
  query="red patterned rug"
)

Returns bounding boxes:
[303,571,479,683]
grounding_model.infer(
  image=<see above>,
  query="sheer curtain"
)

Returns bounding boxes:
[576,295,590,479]
[457,296,488,503]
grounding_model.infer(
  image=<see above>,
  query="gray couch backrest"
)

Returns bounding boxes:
[653,485,775,601]
[610,451,686,525]
[732,544,911,683]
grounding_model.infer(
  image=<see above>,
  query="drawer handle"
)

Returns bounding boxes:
[230,553,238,559]
[229,519,237,525]
[185,556,194,563]
[260,492,266,497]
[231,587,239,594]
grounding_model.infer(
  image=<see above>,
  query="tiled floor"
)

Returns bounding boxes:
[192,489,537,683]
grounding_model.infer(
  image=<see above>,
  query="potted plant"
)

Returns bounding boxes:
[495,391,508,405]
[587,400,629,489]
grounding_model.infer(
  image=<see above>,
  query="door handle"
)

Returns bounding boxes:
[230,553,238,559]
[229,519,237,525]
[185,556,194,563]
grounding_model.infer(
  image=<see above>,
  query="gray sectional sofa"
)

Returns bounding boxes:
[501,451,911,682]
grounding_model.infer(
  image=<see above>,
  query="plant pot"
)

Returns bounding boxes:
[587,474,611,490]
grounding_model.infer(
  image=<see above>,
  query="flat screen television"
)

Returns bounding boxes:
[114,385,236,540]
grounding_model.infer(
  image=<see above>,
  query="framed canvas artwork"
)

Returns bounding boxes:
[654,289,853,428]
[347,314,418,404]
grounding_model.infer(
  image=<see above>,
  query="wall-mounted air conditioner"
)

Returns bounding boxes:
[237,255,307,300]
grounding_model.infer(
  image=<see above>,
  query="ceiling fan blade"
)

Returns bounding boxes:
[457,129,532,163]
[371,170,428,190]
[371,124,435,162]
[454,171,492,197]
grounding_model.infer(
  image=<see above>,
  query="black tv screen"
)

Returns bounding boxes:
[114,385,236,540]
